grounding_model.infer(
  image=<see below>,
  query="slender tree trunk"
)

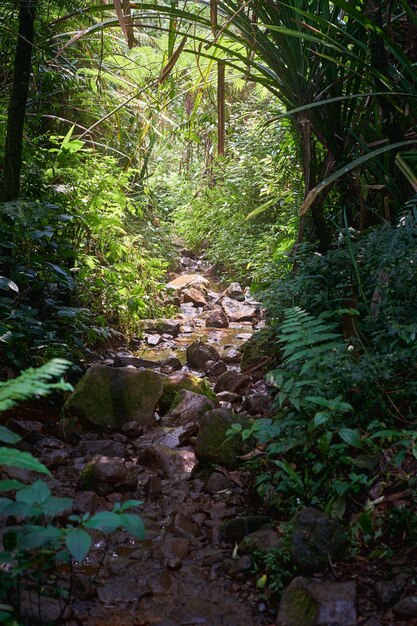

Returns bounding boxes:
[217,61,225,157]
[1,1,36,202]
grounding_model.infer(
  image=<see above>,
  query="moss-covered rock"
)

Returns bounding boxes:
[195,408,249,469]
[164,390,218,426]
[159,371,216,415]
[240,327,277,372]
[61,364,163,437]
[276,577,318,626]
[77,456,137,495]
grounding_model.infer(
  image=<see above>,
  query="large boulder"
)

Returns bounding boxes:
[205,308,229,328]
[277,577,357,626]
[195,409,249,469]
[213,370,251,394]
[186,341,220,370]
[224,282,245,301]
[61,365,163,437]
[164,389,218,426]
[291,507,348,573]
[139,319,181,337]
[221,297,257,322]
[159,371,216,415]
[183,288,207,307]
[77,456,138,494]
[166,274,209,291]
[136,445,196,478]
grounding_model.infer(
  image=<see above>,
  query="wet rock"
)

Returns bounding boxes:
[221,515,270,543]
[376,573,408,606]
[75,439,128,459]
[204,471,237,494]
[291,507,348,573]
[159,371,216,415]
[147,334,162,346]
[97,578,151,604]
[393,596,417,617]
[221,296,257,322]
[222,348,242,364]
[224,282,245,301]
[242,393,271,415]
[61,365,163,436]
[183,287,207,307]
[163,389,218,426]
[136,445,196,477]
[186,340,220,369]
[139,318,181,337]
[153,536,191,562]
[277,577,357,626]
[166,273,209,290]
[205,360,228,379]
[77,456,138,494]
[169,511,201,539]
[229,555,253,578]
[113,354,161,368]
[205,308,229,328]
[238,528,281,554]
[195,409,249,469]
[73,490,108,513]
[216,391,241,403]
[213,370,251,394]
[160,356,182,374]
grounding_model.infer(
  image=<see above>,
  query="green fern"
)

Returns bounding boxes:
[278,307,344,368]
[0,359,73,413]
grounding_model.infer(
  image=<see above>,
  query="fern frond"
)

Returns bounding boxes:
[278,307,344,366]
[0,359,73,413]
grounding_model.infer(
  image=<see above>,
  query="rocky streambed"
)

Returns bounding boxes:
[2,255,278,625]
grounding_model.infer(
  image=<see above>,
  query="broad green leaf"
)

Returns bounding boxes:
[0,448,51,476]
[0,426,21,444]
[119,499,143,512]
[43,496,73,517]
[339,428,363,449]
[119,513,145,539]
[85,511,122,533]
[0,479,25,491]
[17,525,62,549]
[16,480,51,505]
[66,528,92,562]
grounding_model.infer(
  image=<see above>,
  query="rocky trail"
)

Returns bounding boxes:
[2,253,278,626]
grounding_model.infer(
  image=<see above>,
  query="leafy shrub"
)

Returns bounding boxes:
[0,360,145,623]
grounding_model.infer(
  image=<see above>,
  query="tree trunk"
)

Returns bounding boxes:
[1,1,36,202]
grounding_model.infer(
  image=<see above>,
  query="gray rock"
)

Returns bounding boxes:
[183,287,207,307]
[136,445,196,477]
[61,365,163,436]
[114,354,161,368]
[393,595,417,617]
[216,391,241,403]
[159,371,216,415]
[221,515,270,543]
[164,389,218,426]
[363,619,382,626]
[277,577,357,626]
[75,439,128,459]
[224,282,245,301]
[229,555,253,577]
[195,409,249,469]
[242,393,271,415]
[238,528,281,554]
[213,370,251,394]
[140,318,181,337]
[375,573,408,606]
[77,456,138,495]
[221,297,257,322]
[147,333,162,346]
[186,340,220,369]
[291,507,348,573]
[205,308,229,328]
[222,348,241,364]
[204,471,237,494]
[205,360,228,379]
[161,356,182,373]
[73,490,108,514]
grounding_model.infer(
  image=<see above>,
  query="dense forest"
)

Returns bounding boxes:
[1,1,417,625]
